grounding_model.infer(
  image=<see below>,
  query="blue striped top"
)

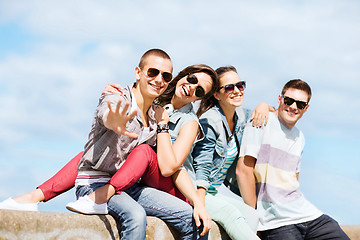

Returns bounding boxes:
[210,135,238,189]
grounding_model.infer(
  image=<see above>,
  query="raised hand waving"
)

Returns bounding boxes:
[104,99,138,138]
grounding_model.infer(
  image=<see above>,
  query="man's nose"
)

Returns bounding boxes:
[289,101,298,109]
[154,73,164,83]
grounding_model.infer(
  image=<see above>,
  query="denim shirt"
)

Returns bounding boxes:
[167,103,203,184]
[192,103,252,191]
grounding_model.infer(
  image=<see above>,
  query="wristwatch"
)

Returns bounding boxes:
[157,124,169,134]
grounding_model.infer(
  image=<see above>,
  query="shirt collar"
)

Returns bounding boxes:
[215,103,239,140]
[166,103,195,122]
[128,85,156,122]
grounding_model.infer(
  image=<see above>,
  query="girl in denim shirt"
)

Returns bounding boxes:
[192,66,273,240]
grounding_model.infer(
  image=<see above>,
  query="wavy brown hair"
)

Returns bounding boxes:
[155,64,219,117]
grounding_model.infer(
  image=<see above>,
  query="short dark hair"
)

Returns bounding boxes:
[138,49,171,69]
[281,79,312,102]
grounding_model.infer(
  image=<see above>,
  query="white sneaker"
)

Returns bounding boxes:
[0,198,38,211]
[66,195,108,214]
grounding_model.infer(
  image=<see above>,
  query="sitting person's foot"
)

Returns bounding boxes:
[66,195,108,214]
[0,198,38,211]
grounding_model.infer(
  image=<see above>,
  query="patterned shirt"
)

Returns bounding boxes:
[76,86,158,186]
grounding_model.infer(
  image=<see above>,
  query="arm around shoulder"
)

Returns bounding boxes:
[250,102,274,127]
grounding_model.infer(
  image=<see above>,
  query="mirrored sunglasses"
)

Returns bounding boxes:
[219,81,246,93]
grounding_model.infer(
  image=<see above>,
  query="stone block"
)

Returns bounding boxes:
[0,209,230,240]
[0,209,358,239]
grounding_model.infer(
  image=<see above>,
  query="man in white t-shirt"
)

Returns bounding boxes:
[237,79,349,239]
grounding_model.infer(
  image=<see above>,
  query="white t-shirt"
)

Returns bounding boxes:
[240,112,322,231]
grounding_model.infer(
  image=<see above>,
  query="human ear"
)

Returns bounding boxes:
[135,67,141,81]
[303,104,310,112]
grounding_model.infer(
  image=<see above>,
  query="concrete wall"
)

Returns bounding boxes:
[0,209,358,239]
[0,209,230,240]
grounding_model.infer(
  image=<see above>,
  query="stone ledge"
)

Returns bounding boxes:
[0,209,358,240]
[0,209,230,240]
[341,225,360,240]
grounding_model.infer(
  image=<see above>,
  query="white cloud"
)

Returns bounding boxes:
[0,0,358,142]
[0,43,133,146]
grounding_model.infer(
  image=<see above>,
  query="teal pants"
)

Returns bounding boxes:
[205,185,260,240]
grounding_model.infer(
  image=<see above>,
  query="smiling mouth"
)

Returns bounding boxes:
[286,109,297,116]
[149,82,163,90]
[182,85,190,96]
[231,94,243,100]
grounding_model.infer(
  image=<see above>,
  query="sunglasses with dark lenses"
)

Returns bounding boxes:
[145,68,173,82]
[186,74,205,98]
[282,95,308,109]
[219,81,246,93]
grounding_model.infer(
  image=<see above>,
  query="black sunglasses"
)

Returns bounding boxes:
[186,74,206,98]
[282,95,308,109]
[219,81,246,93]
[144,68,173,82]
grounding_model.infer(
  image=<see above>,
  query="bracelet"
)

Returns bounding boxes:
[157,123,169,134]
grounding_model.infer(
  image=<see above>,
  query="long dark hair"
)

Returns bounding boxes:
[155,64,219,117]
[197,65,238,116]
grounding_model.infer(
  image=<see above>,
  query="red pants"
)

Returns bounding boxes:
[38,144,185,202]
[38,152,82,201]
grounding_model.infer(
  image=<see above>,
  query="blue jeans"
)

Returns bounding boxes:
[76,182,147,240]
[126,183,206,240]
[76,182,205,240]
[260,214,350,240]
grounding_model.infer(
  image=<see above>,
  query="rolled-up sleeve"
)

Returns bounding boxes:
[192,118,218,190]
[239,120,264,159]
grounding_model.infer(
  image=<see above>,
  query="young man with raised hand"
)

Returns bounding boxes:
[237,79,349,239]
[69,49,209,240]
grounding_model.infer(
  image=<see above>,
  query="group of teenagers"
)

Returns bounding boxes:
[0,49,349,240]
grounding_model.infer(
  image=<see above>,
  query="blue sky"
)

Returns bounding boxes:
[0,0,359,225]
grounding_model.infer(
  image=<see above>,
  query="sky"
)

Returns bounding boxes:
[0,0,359,225]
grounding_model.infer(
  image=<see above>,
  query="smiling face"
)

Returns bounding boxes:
[276,87,309,128]
[135,55,173,100]
[172,72,213,106]
[214,70,244,110]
